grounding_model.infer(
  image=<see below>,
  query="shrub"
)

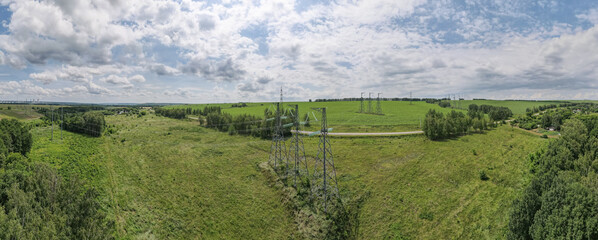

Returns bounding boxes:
[479,170,489,181]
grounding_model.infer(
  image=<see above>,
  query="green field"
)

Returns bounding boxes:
[28,111,547,239]
[171,101,465,132]
[169,100,571,132]
[0,104,43,120]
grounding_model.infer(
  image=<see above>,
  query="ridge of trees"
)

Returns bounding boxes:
[508,117,598,239]
[38,108,106,137]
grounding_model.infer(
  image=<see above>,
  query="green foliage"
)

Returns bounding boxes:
[423,109,484,140]
[0,119,33,156]
[0,156,113,239]
[154,107,186,119]
[508,118,598,239]
[479,170,489,181]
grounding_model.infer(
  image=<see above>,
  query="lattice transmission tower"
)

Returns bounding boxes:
[368,92,373,113]
[311,107,339,213]
[288,104,309,188]
[269,102,287,172]
[359,92,365,113]
[376,93,383,115]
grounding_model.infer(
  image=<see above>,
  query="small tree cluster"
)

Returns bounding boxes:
[154,107,186,119]
[423,109,488,140]
[468,104,513,121]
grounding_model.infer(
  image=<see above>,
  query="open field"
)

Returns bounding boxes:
[170,100,573,132]
[0,104,43,120]
[29,114,297,239]
[171,101,465,132]
[28,113,547,239]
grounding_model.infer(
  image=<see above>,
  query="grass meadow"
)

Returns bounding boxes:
[169,100,570,132]
[28,111,547,239]
[0,104,43,120]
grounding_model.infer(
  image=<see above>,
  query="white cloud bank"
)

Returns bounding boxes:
[0,0,597,102]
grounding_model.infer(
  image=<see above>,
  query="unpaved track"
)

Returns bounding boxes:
[292,130,423,136]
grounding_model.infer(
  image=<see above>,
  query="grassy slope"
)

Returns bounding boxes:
[28,115,297,239]
[299,126,546,239]
[99,115,296,239]
[28,113,546,239]
[0,105,43,120]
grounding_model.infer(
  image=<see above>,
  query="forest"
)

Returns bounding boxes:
[0,119,112,239]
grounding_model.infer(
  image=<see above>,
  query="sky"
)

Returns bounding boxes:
[0,0,598,103]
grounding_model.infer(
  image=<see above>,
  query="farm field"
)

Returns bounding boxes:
[170,100,572,132]
[172,101,462,132]
[28,111,547,239]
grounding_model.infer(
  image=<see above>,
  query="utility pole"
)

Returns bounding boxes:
[311,107,339,213]
[376,93,383,115]
[60,107,63,140]
[368,92,373,114]
[360,92,365,113]
[288,104,308,189]
[51,106,54,141]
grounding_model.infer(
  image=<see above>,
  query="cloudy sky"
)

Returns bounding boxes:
[0,0,598,103]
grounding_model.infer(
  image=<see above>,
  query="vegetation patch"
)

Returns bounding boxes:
[258,162,363,239]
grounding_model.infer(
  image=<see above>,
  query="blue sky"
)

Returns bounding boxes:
[0,0,597,103]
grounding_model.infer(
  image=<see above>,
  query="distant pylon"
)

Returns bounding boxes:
[288,104,308,189]
[359,92,365,113]
[376,93,383,115]
[311,107,339,213]
[368,92,373,113]
[410,91,413,105]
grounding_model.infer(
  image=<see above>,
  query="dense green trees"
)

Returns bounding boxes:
[423,109,489,140]
[154,107,186,119]
[468,104,513,121]
[204,106,292,139]
[508,118,598,239]
[0,119,112,239]
[0,119,33,156]
[38,107,106,137]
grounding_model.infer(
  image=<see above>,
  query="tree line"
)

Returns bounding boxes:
[38,107,106,137]
[508,117,598,239]
[0,119,112,239]
[202,106,299,139]
[154,107,187,119]
[515,103,597,131]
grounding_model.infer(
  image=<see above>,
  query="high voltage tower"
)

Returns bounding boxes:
[269,102,287,171]
[311,107,339,213]
[288,104,308,188]
[376,93,383,115]
[359,92,365,113]
[368,92,373,113]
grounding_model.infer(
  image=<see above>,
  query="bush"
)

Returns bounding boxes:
[541,134,548,139]
[479,170,489,181]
